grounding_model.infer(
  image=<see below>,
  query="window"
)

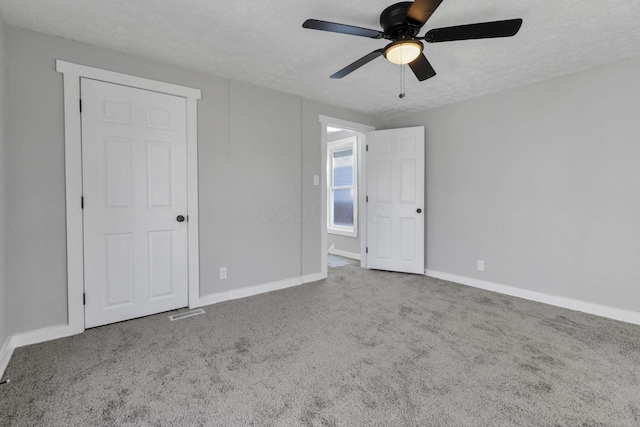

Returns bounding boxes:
[328,136,357,237]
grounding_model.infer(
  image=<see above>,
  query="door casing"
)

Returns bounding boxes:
[57,60,202,337]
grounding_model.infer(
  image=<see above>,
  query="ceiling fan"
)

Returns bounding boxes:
[302,0,523,81]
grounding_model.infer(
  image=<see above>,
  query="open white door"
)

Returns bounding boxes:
[366,127,425,274]
[82,78,189,328]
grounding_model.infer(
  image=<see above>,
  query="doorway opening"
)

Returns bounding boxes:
[319,116,375,277]
[319,116,426,280]
[326,127,360,261]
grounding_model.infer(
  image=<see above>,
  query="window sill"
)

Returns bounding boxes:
[328,227,358,238]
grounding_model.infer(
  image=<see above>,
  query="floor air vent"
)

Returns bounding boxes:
[168,309,205,321]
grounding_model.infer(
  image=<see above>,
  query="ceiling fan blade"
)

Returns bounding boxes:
[425,18,523,43]
[331,49,385,79]
[303,19,385,39]
[408,53,436,81]
[405,0,444,27]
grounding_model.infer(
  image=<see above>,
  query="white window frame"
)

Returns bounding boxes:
[327,136,358,237]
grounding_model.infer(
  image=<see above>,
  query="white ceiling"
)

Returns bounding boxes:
[1,0,639,117]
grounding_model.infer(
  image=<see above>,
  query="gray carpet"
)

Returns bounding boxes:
[2,265,640,426]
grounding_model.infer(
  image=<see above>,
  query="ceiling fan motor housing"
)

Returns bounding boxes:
[380,2,421,40]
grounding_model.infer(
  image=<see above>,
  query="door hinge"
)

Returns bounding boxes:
[366,145,369,152]
[83,293,86,305]
[366,247,369,254]
[79,99,82,113]
[81,196,84,209]
[366,196,368,202]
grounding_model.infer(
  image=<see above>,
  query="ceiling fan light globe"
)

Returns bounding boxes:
[384,40,423,65]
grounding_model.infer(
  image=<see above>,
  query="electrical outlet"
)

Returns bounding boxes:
[477,260,485,271]
[220,267,228,280]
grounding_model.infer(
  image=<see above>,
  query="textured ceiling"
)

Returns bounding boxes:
[1,0,639,117]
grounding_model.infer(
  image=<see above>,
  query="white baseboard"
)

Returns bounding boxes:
[328,247,361,261]
[426,269,640,326]
[231,277,303,300]
[7,273,327,351]
[10,324,81,348]
[192,273,325,309]
[302,272,327,283]
[4,269,327,356]
[0,335,14,380]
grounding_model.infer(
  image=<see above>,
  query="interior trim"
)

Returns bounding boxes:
[0,335,13,379]
[426,269,640,326]
[56,60,202,340]
[192,274,324,309]
[328,247,361,261]
[56,61,202,99]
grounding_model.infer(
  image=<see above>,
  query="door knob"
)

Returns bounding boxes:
[416,209,422,214]
[177,215,185,222]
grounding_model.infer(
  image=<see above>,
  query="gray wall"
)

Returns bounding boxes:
[380,56,640,313]
[6,25,375,334]
[13,20,638,336]
[0,12,8,348]
[229,82,301,286]
[327,234,361,258]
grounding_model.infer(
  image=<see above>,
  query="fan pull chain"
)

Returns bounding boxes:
[399,64,406,99]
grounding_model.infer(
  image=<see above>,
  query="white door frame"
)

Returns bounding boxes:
[319,115,375,277]
[57,60,202,336]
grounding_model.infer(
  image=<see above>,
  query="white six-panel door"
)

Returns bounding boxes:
[366,127,425,274]
[81,78,189,328]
